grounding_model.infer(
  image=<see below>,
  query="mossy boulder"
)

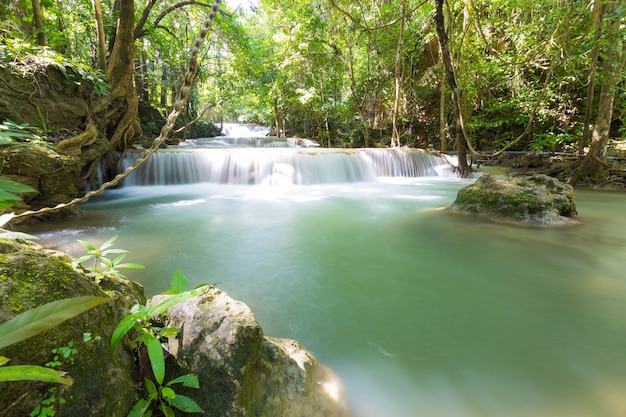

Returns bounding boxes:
[0,239,145,417]
[448,174,578,225]
[152,288,349,417]
[0,144,81,211]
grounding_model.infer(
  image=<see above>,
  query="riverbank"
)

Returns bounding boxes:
[474,152,626,191]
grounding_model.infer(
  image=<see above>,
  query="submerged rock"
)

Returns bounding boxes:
[152,288,349,417]
[448,174,578,225]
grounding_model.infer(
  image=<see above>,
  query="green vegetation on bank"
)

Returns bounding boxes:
[1,0,624,183]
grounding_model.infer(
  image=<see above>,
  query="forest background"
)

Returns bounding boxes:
[0,0,624,188]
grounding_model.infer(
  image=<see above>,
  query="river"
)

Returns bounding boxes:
[23,133,626,417]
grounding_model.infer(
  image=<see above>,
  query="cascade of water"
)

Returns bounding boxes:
[122,148,452,186]
[220,123,271,138]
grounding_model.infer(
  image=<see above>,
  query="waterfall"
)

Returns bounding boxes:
[122,148,453,186]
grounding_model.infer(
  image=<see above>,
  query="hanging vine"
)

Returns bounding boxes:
[11,0,222,222]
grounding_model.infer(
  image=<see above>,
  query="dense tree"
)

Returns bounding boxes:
[0,0,624,182]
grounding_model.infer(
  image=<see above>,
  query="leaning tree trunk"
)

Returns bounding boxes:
[435,0,470,176]
[390,0,406,148]
[92,0,107,71]
[571,0,624,185]
[31,0,46,46]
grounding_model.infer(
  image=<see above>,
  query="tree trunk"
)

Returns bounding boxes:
[92,0,107,71]
[439,66,447,152]
[390,0,406,148]
[578,1,604,156]
[571,0,624,184]
[435,0,470,176]
[31,0,46,46]
[105,0,139,152]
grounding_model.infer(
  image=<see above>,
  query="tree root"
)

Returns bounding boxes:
[10,0,222,223]
[57,121,99,155]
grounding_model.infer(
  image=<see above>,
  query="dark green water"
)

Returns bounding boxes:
[28,178,626,417]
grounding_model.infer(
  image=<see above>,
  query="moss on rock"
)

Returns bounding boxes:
[0,239,144,417]
[448,174,578,225]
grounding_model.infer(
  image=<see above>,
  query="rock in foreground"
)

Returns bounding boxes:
[448,174,578,225]
[152,289,349,417]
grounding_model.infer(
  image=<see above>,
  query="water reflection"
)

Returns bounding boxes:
[25,182,626,417]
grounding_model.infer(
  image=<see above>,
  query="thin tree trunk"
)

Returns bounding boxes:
[435,0,469,176]
[439,66,447,152]
[92,0,107,71]
[571,0,624,184]
[578,1,604,155]
[161,65,168,107]
[391,0,406,148]
[31,0,46,46]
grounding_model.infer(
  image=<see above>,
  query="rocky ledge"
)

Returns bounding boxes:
[0,239,348,417]
[447,174,579,225]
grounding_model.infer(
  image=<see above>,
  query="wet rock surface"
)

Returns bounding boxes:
[448,174,578,225]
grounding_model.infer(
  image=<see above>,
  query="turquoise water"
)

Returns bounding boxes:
[27,178,626,417]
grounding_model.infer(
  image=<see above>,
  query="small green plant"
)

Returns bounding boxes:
[0,177,37,209]
[72,235,145,283]
[0,296,112,385]
[0,120,51,148]
[30,333,100,417]
[112,268,207,417]
[29,387,66,417]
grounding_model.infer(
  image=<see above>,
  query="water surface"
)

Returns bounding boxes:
[27,178,626,417]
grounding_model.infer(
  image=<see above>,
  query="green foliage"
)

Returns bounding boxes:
[0,296,112,385]
[112,268,207,416]
[72,235,145,284]
[0,120,49,148]
[0,296,112,350]
[31,333,100,417]
[0,177,37,213]
[530,129,576,152]
[0,40,109,96]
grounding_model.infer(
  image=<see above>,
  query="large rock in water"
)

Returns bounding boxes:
[0,239,145,417]
[151,289,349,417]
[448,174,578,224]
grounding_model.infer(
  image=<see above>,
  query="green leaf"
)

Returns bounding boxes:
[0,365,74,385]
[127,398,152,417]
[110,315,139,355]
[101,257,114,268]
[166,373,200,389]
[0,356,9,366]
[161,386,176,399]
[143,334,165,385]
[0,179,36,193]
[0,296,112,350]
[115,262,145,270]
[144,377,158,400]
[169,394,205,413]
[74,254,93,265]
[77,240,97,252]
[102,248,129,257]
[146,288,204,318]
[100,235,119,251]
[0,231,39,240]
[159,327,178,339]
[159,404,175,417]
[0,192,20,203]
[170,268,189,294]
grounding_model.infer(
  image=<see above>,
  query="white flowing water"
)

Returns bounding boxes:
[25,141,626,417]
[121,148,454,186]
